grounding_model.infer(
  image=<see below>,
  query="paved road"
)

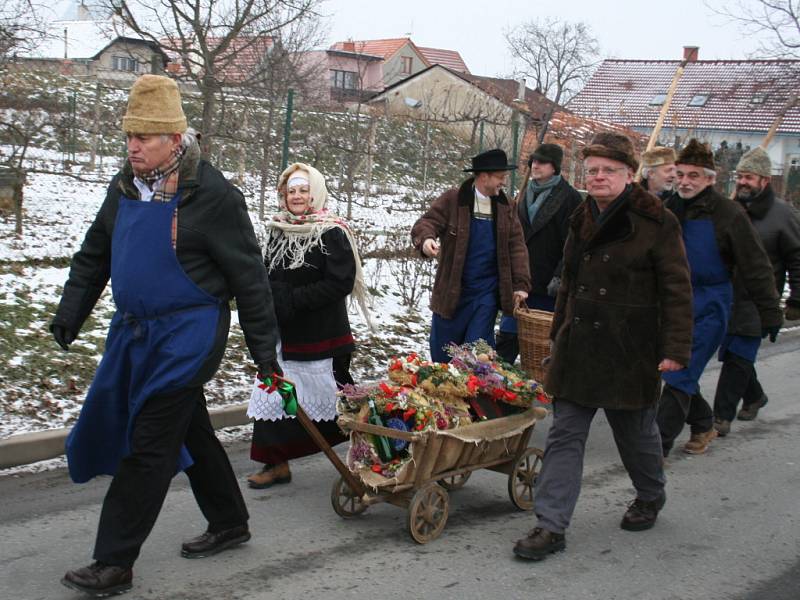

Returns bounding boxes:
[1,333,798,600]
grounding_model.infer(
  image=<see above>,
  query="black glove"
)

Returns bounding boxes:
[258,358,283,380]
[52,324,76,351]
[761,325,780,343]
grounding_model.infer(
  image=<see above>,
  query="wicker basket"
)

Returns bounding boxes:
[514,307,553,382]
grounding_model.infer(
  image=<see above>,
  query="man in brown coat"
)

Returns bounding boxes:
[411,149,530,362]
[513,133,693,562]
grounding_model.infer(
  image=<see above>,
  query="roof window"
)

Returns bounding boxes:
[649,93,667,106]
[750,93,767,104]
[688,94,709,107]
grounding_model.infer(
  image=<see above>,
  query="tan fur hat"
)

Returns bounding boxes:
[122,75,187,134]
[642,146,677,168]
[736,147,772,178]
[582,132,639,171]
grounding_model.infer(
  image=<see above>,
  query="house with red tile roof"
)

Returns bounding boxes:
[568,47,800,179]
[329,37,469,88]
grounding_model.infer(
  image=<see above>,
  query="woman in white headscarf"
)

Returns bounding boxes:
[246,163,371,488]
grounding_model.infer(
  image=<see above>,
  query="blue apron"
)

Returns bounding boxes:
[662,220,732,395]
[430,216,498,362]
[66,193,221,483]
[719,334,761,363]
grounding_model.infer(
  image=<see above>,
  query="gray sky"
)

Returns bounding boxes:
[322,0,770,78]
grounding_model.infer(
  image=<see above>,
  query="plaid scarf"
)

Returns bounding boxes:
[134,143,186,249]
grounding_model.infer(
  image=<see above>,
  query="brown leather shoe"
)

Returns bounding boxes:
[181,524,251,558]
[247,462,291,489]
[61,562,132,597]
[683,429,717,454]
[737,394,768,421]
[513,527,566,560]
[621,493,666,531]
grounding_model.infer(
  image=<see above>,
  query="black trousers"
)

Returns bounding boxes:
[656,383,714,455]
[93,386,248,568]
[714,351,765,421]
[495,330,520,365]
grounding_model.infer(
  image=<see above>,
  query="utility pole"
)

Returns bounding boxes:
[280,89,294,172]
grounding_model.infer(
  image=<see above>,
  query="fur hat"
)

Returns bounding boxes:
[641,146,676,169]
[581,132,639,171]
[677,139,715,171]
[736,147,772,178]
[528,143,564,174]
[122,75,187,134]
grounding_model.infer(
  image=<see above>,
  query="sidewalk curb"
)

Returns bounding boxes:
[0,403,250,470]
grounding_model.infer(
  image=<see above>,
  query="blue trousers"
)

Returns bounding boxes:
[430,299,497,363]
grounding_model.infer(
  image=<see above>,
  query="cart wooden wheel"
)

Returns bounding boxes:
[438,471,472,491]
[331,476,368,517]
[407,483,449,544]
[508,447,543,510]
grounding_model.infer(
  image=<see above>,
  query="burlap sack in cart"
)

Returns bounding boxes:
[343,406,548,492]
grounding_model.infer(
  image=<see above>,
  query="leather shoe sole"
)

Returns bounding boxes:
[180,530,251,559]
[247,474,291,489]
[60,577,132,598]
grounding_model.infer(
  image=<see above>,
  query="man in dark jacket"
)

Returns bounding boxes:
[411,148,530,362]
[513,133,693,562]
[640,146,677,199]
[496,144,582,364]
[657,140,782,457]
[713,147,800,435]
[53,75,281,597]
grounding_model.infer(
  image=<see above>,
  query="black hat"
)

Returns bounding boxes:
[528,143,564,174]
[463,148,518,173]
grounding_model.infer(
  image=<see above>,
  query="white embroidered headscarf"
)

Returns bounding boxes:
[264,162,373,329]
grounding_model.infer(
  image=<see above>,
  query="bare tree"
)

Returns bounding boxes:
[0,0,48,61]
[710,0,799,58]
[506,18,600,142]
[102,0,323,155]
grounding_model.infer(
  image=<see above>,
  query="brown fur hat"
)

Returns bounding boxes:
[582,132,639,171]
[677,138,714,170]
[642,146,676,168]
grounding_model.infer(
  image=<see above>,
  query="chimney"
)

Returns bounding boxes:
[343,40,355,52]
[683,46,699,62]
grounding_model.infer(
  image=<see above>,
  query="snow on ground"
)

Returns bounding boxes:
[0,155,432,440]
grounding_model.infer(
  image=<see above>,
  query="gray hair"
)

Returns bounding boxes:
[641,166,651,179]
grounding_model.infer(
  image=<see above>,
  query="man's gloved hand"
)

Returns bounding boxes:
[785,302,800,321]
[546,276,561,297]
[761,325,781,343]
[258,359,283,379]
[52,324,76,351]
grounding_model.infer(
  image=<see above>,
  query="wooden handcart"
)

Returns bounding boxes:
[294,403,548,544]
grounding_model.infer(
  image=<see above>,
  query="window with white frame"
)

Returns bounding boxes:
[113,55,139,72]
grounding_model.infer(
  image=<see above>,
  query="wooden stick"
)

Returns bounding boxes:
[760,94,798,149]
[635,60,688,182]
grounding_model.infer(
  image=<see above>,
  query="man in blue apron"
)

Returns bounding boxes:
[411,149,530,362]
[657,140,781,457]
[51,75,281,597]
[712,147,800,436]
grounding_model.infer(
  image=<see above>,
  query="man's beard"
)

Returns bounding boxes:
[735,184,757,200]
